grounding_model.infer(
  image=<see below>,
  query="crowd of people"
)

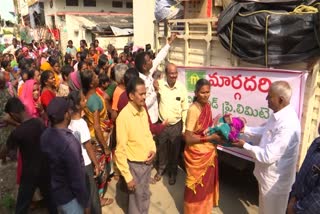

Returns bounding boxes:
[0,33,319,214]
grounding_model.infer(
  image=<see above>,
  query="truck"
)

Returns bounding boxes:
[151,7,320,169]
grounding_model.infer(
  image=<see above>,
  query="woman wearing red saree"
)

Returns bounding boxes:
[40,71,56,110]
[184,79,224,214]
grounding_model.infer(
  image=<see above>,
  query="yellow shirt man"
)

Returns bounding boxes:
[115,102,156,182]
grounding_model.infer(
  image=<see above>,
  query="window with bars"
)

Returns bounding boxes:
[66,0,79,6]
[112,1,123,8]
[126,1,133,8]
[84,0,96,7]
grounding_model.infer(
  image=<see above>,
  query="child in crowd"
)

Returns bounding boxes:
[89,47,99,66]
[68,90,110,213]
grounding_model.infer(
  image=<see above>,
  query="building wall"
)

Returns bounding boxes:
[57,15,92,53]
[133,0,155,48]
[41,0,133,53]
[96,36,134,53]
[0,0,16,21]
[19,0,30,16]
[24,0,134,30]
[44,0,133,27]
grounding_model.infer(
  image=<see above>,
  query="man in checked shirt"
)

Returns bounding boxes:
[287,123,320,214]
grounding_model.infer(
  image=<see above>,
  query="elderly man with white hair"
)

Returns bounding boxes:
[111,63,128,119]
[233,81,301,214]
[109,63,128,180]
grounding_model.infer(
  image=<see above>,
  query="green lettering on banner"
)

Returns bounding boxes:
[185,70,206,92]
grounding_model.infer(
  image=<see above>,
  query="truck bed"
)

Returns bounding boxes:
[155,18,320,168]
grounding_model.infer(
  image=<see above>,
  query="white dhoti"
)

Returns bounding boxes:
[258,187,289,214]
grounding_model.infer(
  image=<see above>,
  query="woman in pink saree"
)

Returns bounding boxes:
[19,79,42,118]
[17,79,43,184]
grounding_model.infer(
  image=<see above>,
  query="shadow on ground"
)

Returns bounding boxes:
[160,154,259,214]
[218,159,259,214]
[160,169,185,213]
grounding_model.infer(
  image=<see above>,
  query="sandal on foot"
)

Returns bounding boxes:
[154,173,162,182]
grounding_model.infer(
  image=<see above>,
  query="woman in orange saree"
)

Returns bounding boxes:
[81,69,114,207]
[184,79,223,214]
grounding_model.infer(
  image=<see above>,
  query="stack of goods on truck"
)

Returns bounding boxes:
[217,0,320,66]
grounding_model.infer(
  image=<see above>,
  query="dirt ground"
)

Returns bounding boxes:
[103,157,259,214]
[0,161,18,214]
[0,156,259,214]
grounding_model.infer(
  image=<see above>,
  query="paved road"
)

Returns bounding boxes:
[103,158,259,214]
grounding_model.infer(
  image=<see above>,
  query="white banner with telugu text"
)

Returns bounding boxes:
[177,66,308,160]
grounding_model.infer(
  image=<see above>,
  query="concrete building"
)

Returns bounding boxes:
[133,0,155,48]
[0,0,16,22]
[23,0,133,53]
[16,0,160,53]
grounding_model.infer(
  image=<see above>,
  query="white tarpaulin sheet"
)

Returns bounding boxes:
[110,26,133,36]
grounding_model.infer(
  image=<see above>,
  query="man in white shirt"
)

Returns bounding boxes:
[233,81,301,214]
[135,33,177,124]
[3,38,19,55]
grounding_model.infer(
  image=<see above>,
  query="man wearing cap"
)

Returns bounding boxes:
[40,97,88,213]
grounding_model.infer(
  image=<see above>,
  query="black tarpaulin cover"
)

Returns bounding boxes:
[217,0,320,66]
